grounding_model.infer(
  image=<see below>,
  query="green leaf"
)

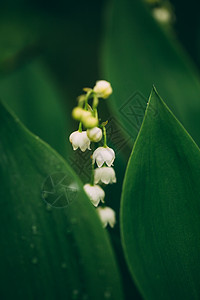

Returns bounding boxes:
[0,59,69,158]
[121,87,200,299]
[0,101,124,300]
[102,0,200,146]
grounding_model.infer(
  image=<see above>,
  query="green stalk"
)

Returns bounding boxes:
[90,159,95,186]
[78,122,82,132]
[103,126,107,147]
[85,90,93,110]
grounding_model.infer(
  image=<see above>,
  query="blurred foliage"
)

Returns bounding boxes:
[102,0,200,149]
[0,59,68,158]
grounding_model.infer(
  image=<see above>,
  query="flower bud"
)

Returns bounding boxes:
[93,80,112,99]
[72,107,85,121]
[81,110,92,119]
[82,116,98,129]
[87,127,102,142]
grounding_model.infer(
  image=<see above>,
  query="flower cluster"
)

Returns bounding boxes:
[69,80,116,228]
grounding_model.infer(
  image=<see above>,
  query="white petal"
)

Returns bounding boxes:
[94,168,102,184]
[72,144,78,150]
[72,131,81,146]
[96,157,105,168]
[69,131,79,150]
[93,147,115,168]
[83,184,105,207]
[94,163,116,184]
[102,175,110,185]
[69,131,91,152]
[104,148,115,167]
[93,147,105,167]
[108,218,115,228]
[97,206,116,228]
[79,144,88,152]
[91,197,100,207]
[102,220,108,228]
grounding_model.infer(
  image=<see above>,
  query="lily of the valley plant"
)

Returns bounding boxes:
[69,80,116,228]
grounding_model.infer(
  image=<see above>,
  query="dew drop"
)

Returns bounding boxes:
[32,225,37,235]
[61,262,67,269]
[70,218,77,225]
[66,228,72,234]
[42,192,48,199]
[72,289,79,299]
[31,257,38,264]
[104,290,111,299]
[46,204,52,211]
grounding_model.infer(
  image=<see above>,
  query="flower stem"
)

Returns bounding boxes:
[103,126,107,147]
[92,95,99,118]
[78,122,82,132]
[93,108,98,119]
[90,160,95,186]
[84,90,93,110]
[92,96,99,109]
[84,98,88,110]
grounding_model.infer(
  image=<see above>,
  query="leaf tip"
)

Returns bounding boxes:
[150,85,159,100]
[148,85,164,112]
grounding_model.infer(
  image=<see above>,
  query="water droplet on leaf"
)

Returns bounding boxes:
[32,225,37,235]
[72,289,79,299]
[31,257,38,264]
[66,228,72,234]
[46,204,52,211]
[104,290,111,299]
[61,262,67,269]
[70,218,77,225]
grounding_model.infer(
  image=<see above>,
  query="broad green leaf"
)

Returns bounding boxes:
[102,0,200,146]
[0,59,69,158]
[121,87,200,299]
[0,101,124,300]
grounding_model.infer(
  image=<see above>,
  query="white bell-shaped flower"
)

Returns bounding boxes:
[92,146,115,168]
[94,167,116,184]
[87,127,102,142]
[93,80,112,99]
[69,131,91,152]
[83,184,105,207]
[97,206,116,228]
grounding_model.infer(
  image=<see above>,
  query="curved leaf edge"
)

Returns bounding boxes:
[119,86,200,298]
